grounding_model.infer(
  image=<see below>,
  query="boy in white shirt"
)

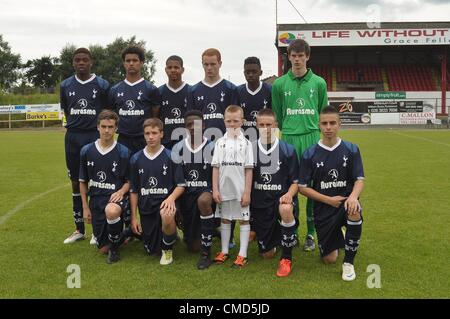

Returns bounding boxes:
[212,105,254,268]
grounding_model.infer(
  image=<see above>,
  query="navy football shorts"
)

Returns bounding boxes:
[251,200,299,254]
[65,130,99,181]
[315,205,364,257]
[89,195,127,248]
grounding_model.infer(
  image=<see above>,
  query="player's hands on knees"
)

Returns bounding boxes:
[344,196,361,215]
[279,193,293,205]
[131,218,142,235]
[241,192,250,207]
[109,191,124,203]
[327,196,347,208]
[83,208,92,224]
[160,198,175,213]
[160,198,176,218]
[213,190,222,204]
[160,206,176,218]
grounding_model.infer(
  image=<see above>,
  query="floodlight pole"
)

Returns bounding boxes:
[275,0,283,76]
[275,0,278,26]
[441,47,447,115]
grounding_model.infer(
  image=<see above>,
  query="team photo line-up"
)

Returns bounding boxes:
[61,39,364,280]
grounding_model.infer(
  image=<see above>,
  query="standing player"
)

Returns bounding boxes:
[212,105,254,268]
[154,55,192,150]
[191,48,239,136]
[272,39,329,252]
[299,106,364,281]
[237,56,272,140]
[251,108,299,277]
[108,46,161,154]
[191,48,240,246]
[79,110,131,263]
[129,118,186,265]
[171,110,215,269]
[60,47,109,244]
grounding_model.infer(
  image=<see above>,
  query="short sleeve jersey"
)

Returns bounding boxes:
[171,137,214,195]
[211,132,254,201]
[79,141,131,197]
[60,74,110,131]
[158,82,192,145]
[272,69,328,135]
[299,139,365,221]
[237,82,272,129]
[108,78,161,137]
[251,138,299,208]
[129,146,186,214]
[191,79,239,133]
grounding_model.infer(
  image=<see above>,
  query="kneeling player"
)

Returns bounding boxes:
[129,118,186,265]
[251,109,300,277]
[79,110,131,263]
[299,106,364,281]
[171,110,216,269]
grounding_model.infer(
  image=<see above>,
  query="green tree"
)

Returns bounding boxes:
[57,36,156,85]
[96,36,156,84]
[0,34,22,91]
[24,56,59,92]
[58,44,76,81]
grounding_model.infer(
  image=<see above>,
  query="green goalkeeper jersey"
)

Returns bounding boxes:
[272,69,328,136]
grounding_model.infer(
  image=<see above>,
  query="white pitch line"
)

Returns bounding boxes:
[0,183,70,226]
[392,131,450,148]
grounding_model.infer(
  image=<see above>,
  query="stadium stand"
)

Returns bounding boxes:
[312,65,332,91]
[386,64,436,91]
[312,64,438,92]
[277,22,449,94]
[336,65,382,84]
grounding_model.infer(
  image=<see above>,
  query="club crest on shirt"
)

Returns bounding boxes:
[343,155,348,167]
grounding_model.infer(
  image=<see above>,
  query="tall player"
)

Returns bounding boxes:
[108,46,161,231]
[191,48,240,247]
[171,110,215,270]
[237,56,272,140]
[108,46,161,154]
[79,110,131,263]
[129,118,186,265]
[299,106,364,281]
[154,55,192,150]
[60,47,109,244]
[272,39,329,252]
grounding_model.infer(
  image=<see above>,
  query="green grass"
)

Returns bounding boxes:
[0,93,59,105]
[0,129,449,298]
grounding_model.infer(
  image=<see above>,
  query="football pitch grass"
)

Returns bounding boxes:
[0,129,449,299]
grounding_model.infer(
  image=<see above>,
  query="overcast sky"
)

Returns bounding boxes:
[1,0,450,86]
